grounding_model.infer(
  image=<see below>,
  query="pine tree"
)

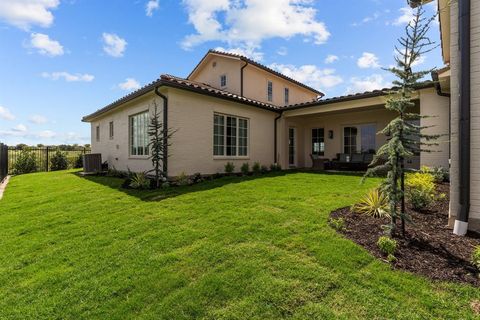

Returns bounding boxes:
[148,100,175,188]
[365,4,440,236]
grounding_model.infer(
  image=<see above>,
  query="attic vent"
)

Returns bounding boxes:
[212,61,217,68]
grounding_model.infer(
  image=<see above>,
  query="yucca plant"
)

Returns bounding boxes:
[130,172,150,189]
[352,189,390,218]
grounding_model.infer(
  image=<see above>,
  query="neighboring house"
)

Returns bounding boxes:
[82,50,450,179]
[411,0,480,234]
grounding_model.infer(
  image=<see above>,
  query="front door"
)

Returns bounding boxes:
[288,127,296,167]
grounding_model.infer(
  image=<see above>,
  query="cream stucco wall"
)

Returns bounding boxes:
[189,54,319,106]
[89,87,278,176]
[449,0,480,230]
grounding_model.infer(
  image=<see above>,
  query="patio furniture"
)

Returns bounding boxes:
[310,154,328,171]
[331,153,375,171]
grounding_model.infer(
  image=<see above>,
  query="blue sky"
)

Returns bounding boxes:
[0,0,442,145]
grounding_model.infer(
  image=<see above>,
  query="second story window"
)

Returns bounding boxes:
[96,125,100,142]
[220,74,227,87]
[267,81,273,102]
[109,121,114,140]
[284,88,289,105]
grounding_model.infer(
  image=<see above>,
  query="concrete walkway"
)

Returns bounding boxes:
[0,176,10,200]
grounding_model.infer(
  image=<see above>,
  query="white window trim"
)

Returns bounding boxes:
[128,110,150,159]
[284,87,289,105]
[267,80,273,102]
[109,121,114,140]
[341,123,377,154]
[288,127,297,166]
[311,127,325,156]
[213,112,250,160]
[220,74,227,88]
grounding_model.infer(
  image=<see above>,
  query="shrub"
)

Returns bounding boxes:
[420,166,449,183]
[224,162,235,174]
[377,236,397,256]
[74,154,84,169]
[252,162,261,174]
[471,246,480,270]
[329,217,346,231]
[261,165,269,174]
[176,172,191,186]
[241,162,250,175]
[50,150,68,171]
[13,150,37,174]
[405,172,438,210]
[270,163,282,172]
[129,172,150,189]
[352,188,390,218]
[192,172,203,184]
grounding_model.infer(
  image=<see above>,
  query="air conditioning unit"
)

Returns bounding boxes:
[83,153,102,173]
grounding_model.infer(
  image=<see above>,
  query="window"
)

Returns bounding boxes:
[96,125,100,142]
[213,114,249,157]
[284,88,289,105]
[109,121,114,140]
[343,124,376,154]
[220,74,227,87]
[267,81,273,102]
[130,111,149,156]
[312,128,325,156]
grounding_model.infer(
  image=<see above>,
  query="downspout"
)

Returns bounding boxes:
[154,86,169,176]
[454,0,471,236]
[431,71,451,97]
[274,112,283,164]
[240,60,248,96]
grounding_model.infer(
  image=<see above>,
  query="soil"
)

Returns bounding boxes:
[330,183,480,285]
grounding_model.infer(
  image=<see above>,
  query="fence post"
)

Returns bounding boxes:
[46,146,49,172]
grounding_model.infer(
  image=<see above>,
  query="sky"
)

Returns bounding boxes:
[0,0,442,146]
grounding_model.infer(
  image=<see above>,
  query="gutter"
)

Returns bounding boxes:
[240,60,248,96]
[154,86,169,176]
[431,71,451,97]
[454,0,471,236]
[274,112,283,164]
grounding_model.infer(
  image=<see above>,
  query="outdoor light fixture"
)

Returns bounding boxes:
[328,130,334,139]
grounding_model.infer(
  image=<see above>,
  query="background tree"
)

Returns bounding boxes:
[148,100,175,188]
[365,4,439,236]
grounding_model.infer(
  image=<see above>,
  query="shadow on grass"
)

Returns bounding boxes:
[74,170,366,202]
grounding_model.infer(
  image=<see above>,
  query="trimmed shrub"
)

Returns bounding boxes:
[50,150,68,171]
[13,150,37,174]
[352,188,390,218]
[129,172,150,189]
[472,246,480,270]
[224,162,235,174]
[377,236,397,256]
[270,163,282,172]
[176,172,190,186]
[260,165,269,174]
[420,165,449,183]
[252,162,261,175]
[192,172,203,184]
[74,154,84,169]
[405,172,438,210]
[241,162,250,175]
[329,217,346,231]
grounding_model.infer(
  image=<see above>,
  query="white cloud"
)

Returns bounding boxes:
[29,32,64,56]
[352,11,382,27]
[277,46,288,56]
[41,71,94,82]
[0,106,15,121]
[102,33,127,58]
[118,78,141,91]
[324,54,339,64]
[345,74,390,94]
[13,124,28,132]
[214,45,264,61]
[357,52,381,69]
[146,0,159,16]
[393,6,415,26]
[181,0,330,50]
[29,114,48,124]
[269,63,343,92]
[37,130,56,138]
[0,0,59,30]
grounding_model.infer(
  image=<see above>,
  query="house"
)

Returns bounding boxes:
[82,50,450,180]
[409,0,480,235]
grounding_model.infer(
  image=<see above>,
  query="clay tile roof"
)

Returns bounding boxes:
[189,49,324,97]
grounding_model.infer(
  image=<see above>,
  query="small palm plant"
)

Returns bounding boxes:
[130,172,150,189]
[352,189,390,218]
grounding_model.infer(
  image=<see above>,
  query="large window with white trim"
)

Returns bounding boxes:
[213,113,249,157]
[130,111,149,156]
[343,124,376,154]
[312,128,325,156]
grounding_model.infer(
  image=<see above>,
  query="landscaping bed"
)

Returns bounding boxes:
[331,183,480,285]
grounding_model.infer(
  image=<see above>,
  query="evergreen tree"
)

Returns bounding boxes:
[365,4,440,236]
[148,100,175,188]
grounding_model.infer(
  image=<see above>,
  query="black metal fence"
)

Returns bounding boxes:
[0,143,8,182]
[2,145,91,175]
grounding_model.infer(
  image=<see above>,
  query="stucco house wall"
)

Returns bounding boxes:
[449,0,480,230]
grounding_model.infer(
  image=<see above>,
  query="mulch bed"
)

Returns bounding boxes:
[331,183,480,285]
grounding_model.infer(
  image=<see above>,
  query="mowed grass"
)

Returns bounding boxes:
[0,170,479,319]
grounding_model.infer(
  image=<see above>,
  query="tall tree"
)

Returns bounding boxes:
[365,4,439,236]
[148,100,175,188]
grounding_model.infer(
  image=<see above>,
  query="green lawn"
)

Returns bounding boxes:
[0,170,479,319]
